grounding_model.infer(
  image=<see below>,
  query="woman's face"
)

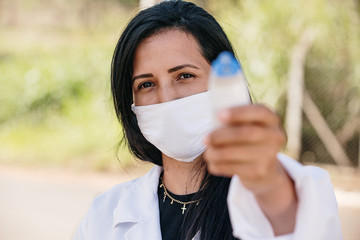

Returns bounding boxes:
[132,29,211,106]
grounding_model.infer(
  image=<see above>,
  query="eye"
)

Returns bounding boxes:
[138,81,154,90]
[178,73,195,80]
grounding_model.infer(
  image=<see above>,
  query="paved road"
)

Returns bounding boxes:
[0,166,359,240]
[0,166,142,240]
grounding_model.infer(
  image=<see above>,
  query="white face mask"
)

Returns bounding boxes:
[131,91,214,162]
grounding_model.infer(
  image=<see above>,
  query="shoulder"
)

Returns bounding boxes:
[277,153,337,206]
[89,180,132,215]
[277,156,342,238]
[89,165,161,214]
[74,166,162,240]
[277,153,330,180]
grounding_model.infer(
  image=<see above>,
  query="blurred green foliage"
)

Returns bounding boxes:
[207,0,360,106]
[0,0,359,169]
[207,0,360,165]
[0,0,135,170]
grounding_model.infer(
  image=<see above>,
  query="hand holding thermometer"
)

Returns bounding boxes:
[209,51,251,126]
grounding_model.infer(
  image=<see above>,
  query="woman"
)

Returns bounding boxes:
[74,1,342,239]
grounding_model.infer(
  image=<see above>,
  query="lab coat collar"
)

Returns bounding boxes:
[112,166,163,228]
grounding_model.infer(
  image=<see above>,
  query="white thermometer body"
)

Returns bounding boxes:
[209,52,251,126]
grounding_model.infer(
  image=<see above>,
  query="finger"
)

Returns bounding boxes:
[208,160,286,194]
[207,160,274,180]
[207,124,280,146]
[204,144,276,164]
[218,104,281,127]
[207,161,252,177]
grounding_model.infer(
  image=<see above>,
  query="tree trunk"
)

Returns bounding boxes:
[285,30,314,159]
[140,0,161,10]
[358,131,360,169]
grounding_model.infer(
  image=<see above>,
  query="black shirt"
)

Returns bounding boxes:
[157,178,240,240]
[157,180,197,240]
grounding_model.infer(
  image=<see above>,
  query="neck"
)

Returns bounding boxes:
[161,154,205,195]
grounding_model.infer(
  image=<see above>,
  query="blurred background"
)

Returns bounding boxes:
[0,0,359,239]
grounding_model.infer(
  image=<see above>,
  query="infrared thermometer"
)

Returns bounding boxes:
[209,51,251,126]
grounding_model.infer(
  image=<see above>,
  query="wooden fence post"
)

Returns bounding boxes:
[303,91,352,166]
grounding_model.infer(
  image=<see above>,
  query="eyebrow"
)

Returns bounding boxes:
[168,64,199,73]
[132,73,153,82]
[132,64,199,82]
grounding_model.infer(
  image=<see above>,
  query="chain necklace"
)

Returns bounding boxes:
[160,176,202,214]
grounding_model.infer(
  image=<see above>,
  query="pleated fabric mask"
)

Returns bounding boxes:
[131,91,214,162]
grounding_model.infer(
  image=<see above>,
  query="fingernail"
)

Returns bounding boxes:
[218,109,230,122]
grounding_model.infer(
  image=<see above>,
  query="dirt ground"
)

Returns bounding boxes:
[316,164,360,240]
[0,164,359,240]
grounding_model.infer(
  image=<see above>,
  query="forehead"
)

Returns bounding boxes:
[138,29,202,54]
[133,29,208,72]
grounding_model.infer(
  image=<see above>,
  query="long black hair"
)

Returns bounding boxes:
[111,1,238,239]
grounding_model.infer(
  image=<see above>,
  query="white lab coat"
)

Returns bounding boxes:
[73,153,342,240]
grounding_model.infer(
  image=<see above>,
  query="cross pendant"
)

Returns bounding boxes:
[163,194,166,202]
[181,204,187,214]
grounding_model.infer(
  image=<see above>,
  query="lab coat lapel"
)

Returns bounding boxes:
[111,166,163,240]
